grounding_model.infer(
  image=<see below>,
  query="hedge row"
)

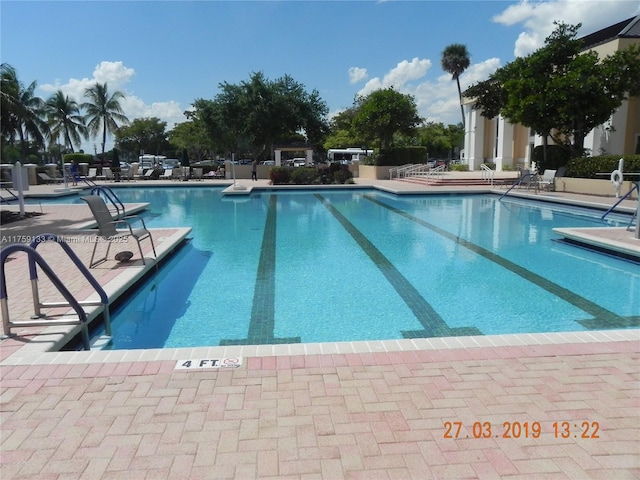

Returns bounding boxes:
[270,165,354,185]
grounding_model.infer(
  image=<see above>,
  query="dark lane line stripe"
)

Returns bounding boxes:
[364,194,625,327]
[315,194,481,338]
[220,195,300,345]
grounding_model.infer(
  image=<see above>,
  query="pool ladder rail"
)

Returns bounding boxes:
[0,233,112,351]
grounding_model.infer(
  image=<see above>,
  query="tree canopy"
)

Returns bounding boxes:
[441,44,470,127]
[114,117,169,157]
[352,88,422,151]
[191,72,330,160]
[465,22,640,157]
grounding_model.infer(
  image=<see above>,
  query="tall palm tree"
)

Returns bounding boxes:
[441,44,470,128]
[83,82,129,161]
[46,90,86,152]
[1,63,49,158]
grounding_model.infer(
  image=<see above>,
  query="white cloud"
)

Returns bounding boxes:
[357,57,431,98]
[353,56,499,126]
[348,67,368,84]
[493,0,640,57]
[39,61,187,153]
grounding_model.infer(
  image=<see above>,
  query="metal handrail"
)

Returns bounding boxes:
[0,234,112,350]
[499,172,538,201]
[600,182,638,227]
[424,165,445,183]
[389,164,416,180]
[90,185,125,219]
[480,164,495,185]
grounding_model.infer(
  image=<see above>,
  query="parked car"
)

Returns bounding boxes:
[193,160,217,167]
[161,159,180,169]
[262,160,275,166]
[293,158,306,167]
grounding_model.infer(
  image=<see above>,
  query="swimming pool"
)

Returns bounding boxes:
[87,187,638,349]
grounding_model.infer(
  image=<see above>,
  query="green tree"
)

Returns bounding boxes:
[466,22,640,158]
[212,72,329,159]
[323,107,366,149]
[46,90,86,152]
[417,122,463,159]
[115,117,168,158]
[1,63,49,160]
[352,88,422,150]
[189,98,241,157]
[441,44,470,127]
[168,120,212,161]
[83,82,129,162]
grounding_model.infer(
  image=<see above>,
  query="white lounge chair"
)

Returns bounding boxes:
[538,169,557,191]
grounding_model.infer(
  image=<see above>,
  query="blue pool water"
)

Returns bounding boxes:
[83,187,637,349]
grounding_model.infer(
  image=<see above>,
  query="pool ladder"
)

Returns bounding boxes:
[0,233,111,351]
[90,185,126,219]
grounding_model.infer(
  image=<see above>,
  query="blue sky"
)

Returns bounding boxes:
[2,0,639,153]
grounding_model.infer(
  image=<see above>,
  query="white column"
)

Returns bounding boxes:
[275,149,282,166]
[466,109,485,171]
[495,116,513,171]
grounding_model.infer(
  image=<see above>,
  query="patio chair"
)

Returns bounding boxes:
[159,169,173,180]
[516,168,537,190]
[38,172,64,184]
[538,169,557,191]
[192,168,203,180]
[138,168,156,180]
[123,163,138,181]
[103,167,113,181]
[87,168,97,179]
[171,168,183,181]
[81,195,157,268]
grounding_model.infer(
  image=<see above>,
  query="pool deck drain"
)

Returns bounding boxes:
[1,179,638,479]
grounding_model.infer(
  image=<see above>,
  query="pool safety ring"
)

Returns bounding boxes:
[610,170,623,188]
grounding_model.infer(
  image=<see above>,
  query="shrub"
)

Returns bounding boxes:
[565,154,640,179]
[291,167,319,185]
[451,164,469,172]
[532,145,571,173]
[333,166,354,184]
[376,146,427,166]
[269,167,291,184]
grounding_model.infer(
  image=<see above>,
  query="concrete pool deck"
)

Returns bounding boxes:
[1,178,638,479]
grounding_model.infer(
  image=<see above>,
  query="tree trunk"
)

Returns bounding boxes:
[455,75,465,128]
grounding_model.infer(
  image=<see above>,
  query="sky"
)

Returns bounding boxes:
[2,0,639,154]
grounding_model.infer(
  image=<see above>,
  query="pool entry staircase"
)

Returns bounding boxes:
[0,233,112,351]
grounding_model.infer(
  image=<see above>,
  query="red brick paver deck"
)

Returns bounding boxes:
[1,341,639,479]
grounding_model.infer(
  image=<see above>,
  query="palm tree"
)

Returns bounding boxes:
[1,63,49,159]
[46,90,86,152]
[441,44,470,128]
[83,82,129,161]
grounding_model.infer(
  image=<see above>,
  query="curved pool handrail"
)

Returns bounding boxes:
[90,185,125,219]
[499,172,538,201]
[0,242,91,349]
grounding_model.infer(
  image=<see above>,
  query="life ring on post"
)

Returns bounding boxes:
[610,170,623,188]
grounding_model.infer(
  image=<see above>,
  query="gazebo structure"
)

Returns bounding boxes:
[273,143,314,166]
